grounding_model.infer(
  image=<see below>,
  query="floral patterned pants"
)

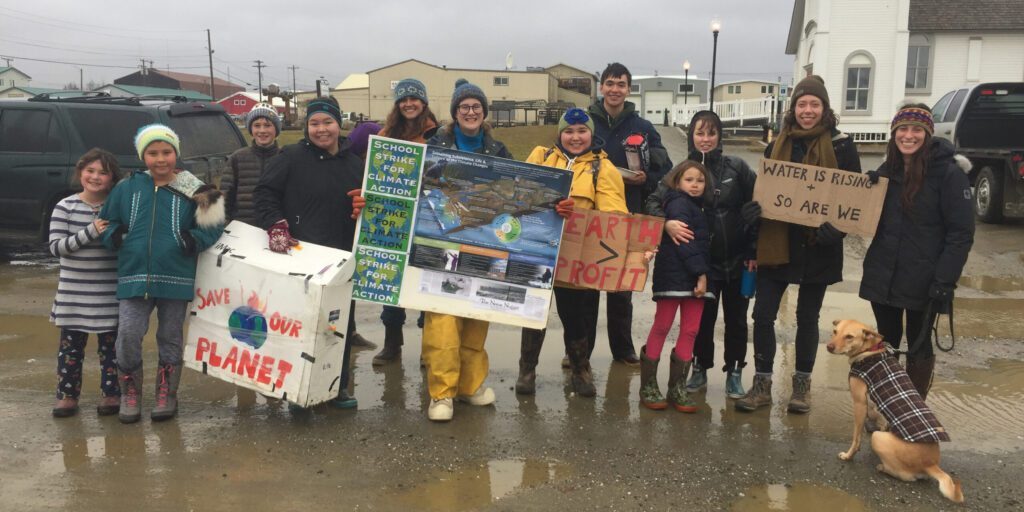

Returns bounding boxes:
[56,329,120,399]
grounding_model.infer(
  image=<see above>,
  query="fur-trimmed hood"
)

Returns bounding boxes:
[159,169,225,228]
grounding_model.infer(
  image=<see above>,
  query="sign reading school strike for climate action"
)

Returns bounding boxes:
[752,158,889,237]
[554,209,663,291]
[352,135,572,330]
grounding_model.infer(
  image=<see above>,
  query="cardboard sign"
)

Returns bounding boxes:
[185,221,355,408]
[752,158,889,237]
[554,209,663,291]
[352,136,573,330]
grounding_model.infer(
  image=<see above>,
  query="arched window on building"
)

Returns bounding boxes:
[906,34,933,93]
[843,51,875,115]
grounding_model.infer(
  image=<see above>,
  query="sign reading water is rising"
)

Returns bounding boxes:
[752,158,889,237]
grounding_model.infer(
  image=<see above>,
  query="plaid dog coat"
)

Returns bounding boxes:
[850,349,950,443]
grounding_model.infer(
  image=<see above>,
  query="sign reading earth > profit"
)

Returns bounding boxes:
[351,135,572,330]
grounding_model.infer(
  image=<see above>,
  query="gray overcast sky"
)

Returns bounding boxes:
[1,0,797,93]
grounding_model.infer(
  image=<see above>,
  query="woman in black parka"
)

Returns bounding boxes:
[859,104,975,400]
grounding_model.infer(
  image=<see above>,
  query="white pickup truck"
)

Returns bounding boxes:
[932,82,1024,223]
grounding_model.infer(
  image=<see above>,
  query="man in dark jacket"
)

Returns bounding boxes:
[222,105,282,225]
[585,63,674,366]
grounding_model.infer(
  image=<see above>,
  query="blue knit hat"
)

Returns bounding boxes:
[558,108,594,134]
[393,78,428,104]
[450,78,488,120]
[245,103,281,135]
[306,97,342,124]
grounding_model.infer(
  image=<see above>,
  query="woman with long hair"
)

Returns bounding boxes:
[859,104,974,399]
[736,75,861,414]
[373,78,440,366]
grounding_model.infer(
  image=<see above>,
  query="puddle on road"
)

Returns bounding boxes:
[930,358,1024,453]
[387,458,571,511]
[731,482,866,511]
[958,274,1024,295]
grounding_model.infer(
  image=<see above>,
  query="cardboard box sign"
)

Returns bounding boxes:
[752,158,889,238]
[554,208,663,291]
[185,221,355,408]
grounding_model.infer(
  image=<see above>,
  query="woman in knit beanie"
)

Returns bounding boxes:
[373,78,439,366]
[735,74,862,415]
[859,103,974,401]
[415,79,515,422]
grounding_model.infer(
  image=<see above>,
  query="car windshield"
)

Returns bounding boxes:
[166,113,244,158]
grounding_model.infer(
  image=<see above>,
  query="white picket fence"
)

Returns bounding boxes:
[672,97,783,127]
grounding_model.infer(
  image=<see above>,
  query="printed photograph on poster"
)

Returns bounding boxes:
[419,270,473,298]
[413,146,571,280]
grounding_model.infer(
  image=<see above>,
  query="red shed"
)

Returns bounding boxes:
[217,92,287,117]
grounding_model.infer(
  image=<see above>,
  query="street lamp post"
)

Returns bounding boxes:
[710,18,721,112]
[683,60,690,108]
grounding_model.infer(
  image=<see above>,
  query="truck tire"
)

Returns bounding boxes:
[974,166,1004,224]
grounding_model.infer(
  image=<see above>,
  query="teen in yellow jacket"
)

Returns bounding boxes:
[517,108,628,398]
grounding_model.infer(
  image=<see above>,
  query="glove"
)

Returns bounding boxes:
[111,224,128,249]
[928,282,954,314]
[347,188,365,220]
[740,201,762,226]
[866,170,882,184]
[180,230,197,256]
[555,197,575,219]
[267,219,299,254]
[815,222,845,246]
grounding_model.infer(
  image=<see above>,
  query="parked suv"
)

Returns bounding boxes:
[0,93,246,237]
[931,82,1024,223]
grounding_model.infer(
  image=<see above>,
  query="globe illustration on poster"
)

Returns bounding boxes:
[228,306,268,349]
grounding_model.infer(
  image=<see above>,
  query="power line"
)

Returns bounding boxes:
[0,36,205,59]
[0,6,202,34]
[0,54,208,70]
[0,10,199,42]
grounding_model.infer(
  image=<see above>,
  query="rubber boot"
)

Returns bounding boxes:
[787,373,812,414]
[725,368,745,399]
[516,329,544,395]
[735,373,772,412]
[638,346,667,410]
[151,363,182,422]
[905,355,936,400]
[685,361,707,392]
[566,337,596,397]
[118,367,143,424]
[666,353,696,412]
[372,325,403,366]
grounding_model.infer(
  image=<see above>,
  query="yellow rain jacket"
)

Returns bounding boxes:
[525,145,628,214]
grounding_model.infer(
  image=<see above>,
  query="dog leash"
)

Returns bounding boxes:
[900,299,956,356]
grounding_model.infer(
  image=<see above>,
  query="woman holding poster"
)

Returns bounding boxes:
[736,75,861,414]
[859,104,974,400]
[373,78,440,366]
[418,79,515,422]
[516,108,626,399]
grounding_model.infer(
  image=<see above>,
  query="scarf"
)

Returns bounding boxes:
[757,125,838,266]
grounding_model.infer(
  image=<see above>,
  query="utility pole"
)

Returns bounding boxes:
[79,69,83,91]
[1,56,12,67]
[289,65,299,121]
[206,29,215,99]
[253,60,266,102]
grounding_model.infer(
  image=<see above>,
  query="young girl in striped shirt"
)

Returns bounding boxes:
[49,148,123,417]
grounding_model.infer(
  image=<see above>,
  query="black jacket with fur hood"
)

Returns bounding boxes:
[859,137,975,310]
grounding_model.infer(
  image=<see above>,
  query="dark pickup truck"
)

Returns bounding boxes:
[932,82,1024,223]
[0,93,246,238]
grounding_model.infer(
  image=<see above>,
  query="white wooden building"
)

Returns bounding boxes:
[785,0,1024,140]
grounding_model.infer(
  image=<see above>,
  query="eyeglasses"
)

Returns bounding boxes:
[458,104,483,114]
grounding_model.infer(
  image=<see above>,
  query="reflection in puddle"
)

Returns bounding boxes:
[930,358,1024,453]
[958,274,1024,295]
[731,482,866,511]
[390,458,570,511]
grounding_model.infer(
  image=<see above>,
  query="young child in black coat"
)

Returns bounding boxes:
[641,160,714,412]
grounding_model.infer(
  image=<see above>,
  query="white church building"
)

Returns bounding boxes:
[785,0,1024,141]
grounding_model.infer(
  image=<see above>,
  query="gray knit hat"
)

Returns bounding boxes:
[393,78,428,104]
[450,78,488,119]
[245,103,281,135]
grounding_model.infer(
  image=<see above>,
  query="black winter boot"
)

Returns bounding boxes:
[566,337,596,397]
[516,328,545,395]
[372,325,403,366]
[905,355,936,400]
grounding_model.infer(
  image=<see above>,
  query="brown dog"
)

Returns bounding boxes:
[827,319,964,503]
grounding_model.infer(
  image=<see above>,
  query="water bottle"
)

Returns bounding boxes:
[741,267,757,298]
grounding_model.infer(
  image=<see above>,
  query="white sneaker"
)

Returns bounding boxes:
[457,386,496,406]
[428,398,454,421]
